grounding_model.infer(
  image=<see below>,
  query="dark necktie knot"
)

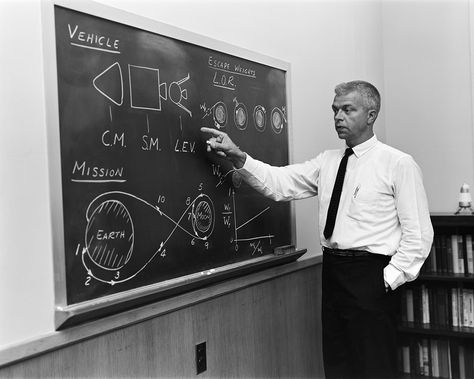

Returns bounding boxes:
[323,148,354,240]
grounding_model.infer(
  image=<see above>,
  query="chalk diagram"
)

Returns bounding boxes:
[81,191,215,285]
[200,101,228,129]
[271,107,287,134]
[233,98,248,130]
[215,169,274,251]
[201,100,284,135]
[228,188,274,249]
[253,105,266,132]
[92,61,192,116]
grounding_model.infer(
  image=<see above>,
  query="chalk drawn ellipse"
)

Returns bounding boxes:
[253,105,266,132]
[85,200,134,270]
[234,103,248,130]
[191,195,215,239]
[195,201,213,233]
[214,102,227,128]
[271,108,284,134]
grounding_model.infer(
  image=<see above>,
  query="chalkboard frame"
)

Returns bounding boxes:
[42,0,296,329]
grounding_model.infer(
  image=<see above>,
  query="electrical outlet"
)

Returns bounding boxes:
[195,342,207,374]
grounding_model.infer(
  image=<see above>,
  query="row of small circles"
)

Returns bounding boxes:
[213,101,285,134]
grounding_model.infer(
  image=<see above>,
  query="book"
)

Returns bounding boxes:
[459,344,466,379]
[452,287,459,327]
[406,288,414,323]
[468,289,474,327]
[458,234,466,274]
[422,285,430,324]
[430,339,440,378]
[466,234,474,274]
[402,345,411,374]
[452,234,460,274]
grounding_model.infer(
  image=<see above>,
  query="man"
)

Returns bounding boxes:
[201,80,433,379]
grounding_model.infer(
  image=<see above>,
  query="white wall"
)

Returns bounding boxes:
[0,0,384,348]
[382,0,474,212]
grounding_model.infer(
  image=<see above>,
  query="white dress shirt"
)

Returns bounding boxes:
[237,135,434,290]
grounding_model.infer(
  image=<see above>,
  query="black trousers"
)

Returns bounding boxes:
[322,251,401,379]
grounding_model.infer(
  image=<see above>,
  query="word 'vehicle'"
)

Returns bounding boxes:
[68,24,120,51]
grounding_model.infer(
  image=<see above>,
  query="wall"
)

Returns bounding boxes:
[0,262,323,377]
[0,0,385,349]
[382,0,474,212]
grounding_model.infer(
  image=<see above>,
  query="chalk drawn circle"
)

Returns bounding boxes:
[253,105,266,132]
[169,82,182,104]
[232,171,243,189]
[234,103,248,130]
[271,108,284,134]
[85,200,134,271]
[214,102,227,128]
[191,195,215,239]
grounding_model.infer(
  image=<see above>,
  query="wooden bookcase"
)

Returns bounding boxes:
[398,213,474,379]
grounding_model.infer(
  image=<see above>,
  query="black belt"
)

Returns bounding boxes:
[323,246,370,257]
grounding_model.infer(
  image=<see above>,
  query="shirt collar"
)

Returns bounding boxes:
[347,135,378,158]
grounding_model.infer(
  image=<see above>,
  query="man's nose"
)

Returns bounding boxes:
[334,109,344,120]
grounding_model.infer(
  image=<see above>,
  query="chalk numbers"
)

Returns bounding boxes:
[85,276,92,286]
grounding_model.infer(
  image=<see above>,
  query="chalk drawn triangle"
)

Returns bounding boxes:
[93,62,124,106]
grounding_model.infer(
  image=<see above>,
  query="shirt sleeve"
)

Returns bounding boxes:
[384,155,434,290]
[236,153,321,201]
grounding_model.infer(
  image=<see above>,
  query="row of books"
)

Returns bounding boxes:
[401,285,474,328]
[398,337,474,379]
[422,234,474,274]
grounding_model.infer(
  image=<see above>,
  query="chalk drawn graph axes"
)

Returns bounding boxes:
[231,189,274,243]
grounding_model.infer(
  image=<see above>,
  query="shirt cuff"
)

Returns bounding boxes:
[238,153,256,172]
[383,263,405,290]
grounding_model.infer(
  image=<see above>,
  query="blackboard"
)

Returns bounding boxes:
[47,2,294,327]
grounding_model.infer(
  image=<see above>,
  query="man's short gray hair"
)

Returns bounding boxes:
[335,80,381,114]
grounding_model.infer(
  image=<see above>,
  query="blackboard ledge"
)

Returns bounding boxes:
[55,249,307,329]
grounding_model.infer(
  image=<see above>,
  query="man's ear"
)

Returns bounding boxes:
[367,109,378,124]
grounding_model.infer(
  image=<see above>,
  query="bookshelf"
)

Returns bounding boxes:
[398,213,474,379]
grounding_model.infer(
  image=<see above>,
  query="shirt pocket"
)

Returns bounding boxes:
[347,188,378,221]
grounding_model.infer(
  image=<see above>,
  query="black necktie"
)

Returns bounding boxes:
[323,148,354,240]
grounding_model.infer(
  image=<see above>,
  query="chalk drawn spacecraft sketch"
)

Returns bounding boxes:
[92,62,192,116]
[81,191,215,285]
[92,62,124,106]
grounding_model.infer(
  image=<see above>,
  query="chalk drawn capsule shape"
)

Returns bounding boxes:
[234,103,248,130]
[93,62,124,106]
[85,200,134,271]
[253,105,266,132]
